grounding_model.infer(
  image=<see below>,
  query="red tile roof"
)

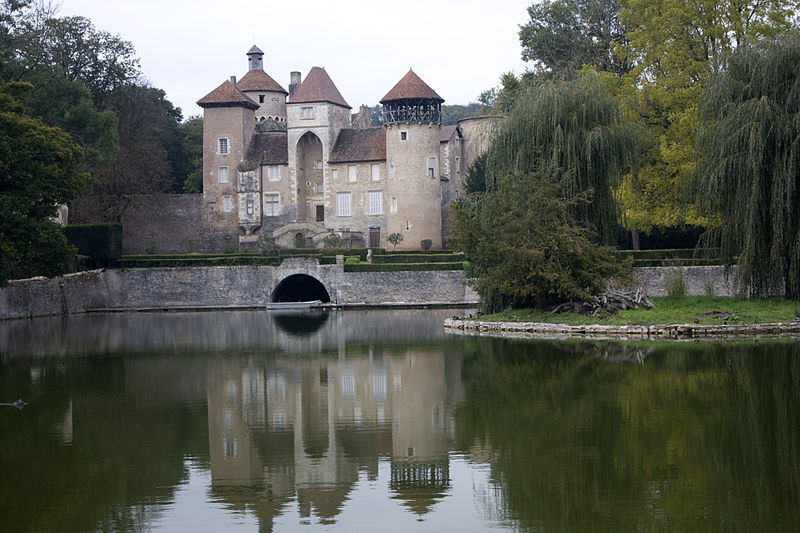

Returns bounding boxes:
[380,70,444,104]
[289,67,350,108]
[329,128,386,163]
[197,79,259,109]
[237,69,287,94]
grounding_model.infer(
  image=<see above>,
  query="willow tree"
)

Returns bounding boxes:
[452,73,635,311]
[695,32,800,298]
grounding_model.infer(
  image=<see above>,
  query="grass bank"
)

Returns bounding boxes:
[478,296,800,326]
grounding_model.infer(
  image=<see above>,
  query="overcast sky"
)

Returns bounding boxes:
[55,0,533,119]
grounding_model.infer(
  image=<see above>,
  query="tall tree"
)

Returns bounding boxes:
[695,32,800,298]
[616,0,799,237]
[0,79,88,283]
[452,73,635,311]
[519,0,629,77]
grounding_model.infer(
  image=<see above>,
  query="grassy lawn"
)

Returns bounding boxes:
[476,296,800,326]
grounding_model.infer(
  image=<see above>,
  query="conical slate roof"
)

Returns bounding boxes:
[380,70,443,104]
[197,79,259,109]
[247,45,263,55]
[237,69,288,94]
[290,67,350,108]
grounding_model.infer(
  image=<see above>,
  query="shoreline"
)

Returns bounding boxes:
[443,318,800,340]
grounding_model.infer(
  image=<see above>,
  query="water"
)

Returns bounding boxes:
[1,309,799,532]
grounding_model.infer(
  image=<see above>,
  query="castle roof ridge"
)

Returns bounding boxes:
[237,69,288,94]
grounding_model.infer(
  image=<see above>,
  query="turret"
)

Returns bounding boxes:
[237,45,288,124]
[381,70,444,249]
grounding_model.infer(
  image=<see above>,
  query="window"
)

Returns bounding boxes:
[314,160,323,170]
[218,166,228,183]
[348,165,357,183]
[258,94,265,103]
[428,157,437,177]
[332,168,338,180]
[315,182,323,193]
[246,195,254,215]
[264,193,279,216]
[371,164,380,181]
[223,195,232,212]
[455,156,461,172]
[218,138,229,155]
[369,191,382,215]
[337,192,351,216]
[267,165,280,181]
[400,131,407,141]
[390,196,397,214]
[301,106,314,119]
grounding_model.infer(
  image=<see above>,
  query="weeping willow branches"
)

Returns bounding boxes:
[696,32,800,298]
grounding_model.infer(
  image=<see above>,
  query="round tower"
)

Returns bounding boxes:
[237,45,288,124]
[381,70,444,250]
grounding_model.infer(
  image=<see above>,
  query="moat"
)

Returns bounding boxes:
[1,309,798,532]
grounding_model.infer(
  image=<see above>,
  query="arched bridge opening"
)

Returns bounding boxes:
[271,274,331,303]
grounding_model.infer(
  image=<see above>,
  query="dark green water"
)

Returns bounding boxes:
[1,309,798,532]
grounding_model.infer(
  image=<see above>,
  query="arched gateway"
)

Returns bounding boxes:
[271,274,331,303]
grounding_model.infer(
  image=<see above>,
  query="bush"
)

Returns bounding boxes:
[387,232,403,250]
[420,239,432,251]
[64,223,123,268]
[665,268,687,297]
[322,233,343,248]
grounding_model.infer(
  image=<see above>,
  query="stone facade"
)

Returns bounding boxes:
[198,47,499,251]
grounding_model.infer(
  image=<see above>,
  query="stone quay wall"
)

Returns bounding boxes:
[0,259,479,320]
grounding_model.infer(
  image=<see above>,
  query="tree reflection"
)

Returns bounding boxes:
[454,338,800,532]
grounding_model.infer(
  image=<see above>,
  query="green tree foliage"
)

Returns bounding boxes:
[519,0,629,77]
[387,232,403,250]
[615,0,799,235]
[484,73,635,243]
[695,32,800,298]
[7,12,140,106]
[177,115,203,193]
[452,74,634,311]
[0,80,88,282]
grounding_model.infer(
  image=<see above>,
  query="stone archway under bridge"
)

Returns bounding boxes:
[271,273,331,303]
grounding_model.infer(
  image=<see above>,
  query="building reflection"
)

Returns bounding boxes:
[206,341,463,529]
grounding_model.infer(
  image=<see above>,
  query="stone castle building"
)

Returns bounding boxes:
[198,46,497,250]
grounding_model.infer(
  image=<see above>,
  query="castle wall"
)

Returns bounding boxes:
[457,116,500,172]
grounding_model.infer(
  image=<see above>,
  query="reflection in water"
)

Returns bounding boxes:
[1,311,799,532]
[272,310,329,336]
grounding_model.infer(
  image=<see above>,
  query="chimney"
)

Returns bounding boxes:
[289,71,301,98]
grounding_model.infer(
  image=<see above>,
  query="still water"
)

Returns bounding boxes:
[1,309,799,532]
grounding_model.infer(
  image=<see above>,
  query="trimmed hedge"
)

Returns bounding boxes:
[372,253,464,264]
[64,223,122,268]
[344,262,465,272]
[119,256,281,268]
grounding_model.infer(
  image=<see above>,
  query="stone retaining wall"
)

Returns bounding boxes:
[444,318,800,340]
[0,262,478,320]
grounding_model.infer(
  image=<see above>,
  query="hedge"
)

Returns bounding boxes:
[64,223,122,268]
[344,262,465,272]
[119,256,281,268]
[372,253,464,264]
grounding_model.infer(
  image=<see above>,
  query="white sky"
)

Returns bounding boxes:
[55,0,533,119]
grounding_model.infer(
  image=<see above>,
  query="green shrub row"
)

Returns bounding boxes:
[119,256,281,268]
[617,248,721,260]
[344,262,465,272]
[372,253,464,264]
